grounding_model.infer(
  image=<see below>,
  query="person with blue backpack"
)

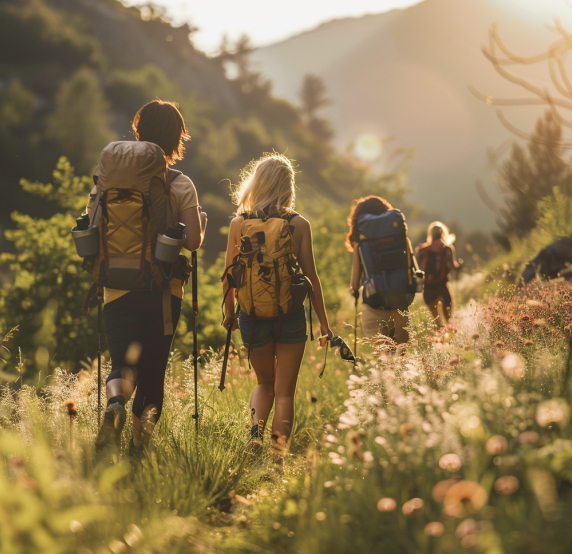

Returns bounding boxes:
[346,196,421,345]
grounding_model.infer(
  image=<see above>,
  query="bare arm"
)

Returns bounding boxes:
[221,217,242,331]
[448,245,461,270]
[295,217,332,343]
[350,246,362,296]
[179,207,207,251]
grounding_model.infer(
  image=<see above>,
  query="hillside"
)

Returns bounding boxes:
[0,0,396,259]
[251,0,561,229]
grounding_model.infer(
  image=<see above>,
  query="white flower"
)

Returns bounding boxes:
[536,399,570,427]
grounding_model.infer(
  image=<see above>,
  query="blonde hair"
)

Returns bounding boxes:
[427,221,456,246]
[232,153,296,215]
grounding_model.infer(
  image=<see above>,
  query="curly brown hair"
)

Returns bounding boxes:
[345,195,393,252]
[132,100,190,165]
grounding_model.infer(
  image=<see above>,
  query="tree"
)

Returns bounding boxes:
[471,16,572,246]
[298,74,334,142]
[46,68,116,174]
[496,111,572,239]
[0,158,94,380]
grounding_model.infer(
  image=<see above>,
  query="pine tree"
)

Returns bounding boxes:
[497,110,572,239]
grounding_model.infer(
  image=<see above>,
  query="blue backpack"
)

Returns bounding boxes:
[357,209,417,310]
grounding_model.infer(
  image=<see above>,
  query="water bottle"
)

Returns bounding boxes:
[71,214,99,257]
[155,222,186,263]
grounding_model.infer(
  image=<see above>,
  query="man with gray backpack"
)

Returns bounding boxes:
[346,195,422,346]
[72,100,206,456]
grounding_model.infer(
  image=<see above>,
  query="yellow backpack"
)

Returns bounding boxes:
[222,211,313,320]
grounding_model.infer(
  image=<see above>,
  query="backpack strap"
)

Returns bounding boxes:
[167,169,182,186]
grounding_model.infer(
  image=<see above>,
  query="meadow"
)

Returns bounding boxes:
[1,275,572,554]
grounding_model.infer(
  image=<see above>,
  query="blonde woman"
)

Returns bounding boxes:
[416,222,462,326]
[222,153,332,461]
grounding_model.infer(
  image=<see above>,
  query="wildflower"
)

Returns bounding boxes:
[400,423,415,439]
[536,398,570,427]
[424,522,445,537]
[498,352,525,379]
[374,436,387,446]
[347,430,364,460]
[63,399,77,417]
[323,481,334,488]
[448,356,460,366]
[173,382,179,389]
[377,497,397,512]
[455,518,476,539]
[524,340,533,346]
[521,313,531,322]
[494,476,519,494]
[402,498,424,516]
[439,453,462,472]
[494,341,505,347]
[443,480,488,518]
[335,369,342,377]
[486,435,508,455]
[315,512,326,521]
[463,345,471,351]
[518,431,539,444]
[471,333,480,340]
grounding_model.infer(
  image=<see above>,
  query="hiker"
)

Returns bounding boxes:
[88,100,207,454]
[416,221,461,326]
[347,196,419,345]
[221,153,332,462]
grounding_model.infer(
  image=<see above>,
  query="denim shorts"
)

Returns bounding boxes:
[238,306,308,349]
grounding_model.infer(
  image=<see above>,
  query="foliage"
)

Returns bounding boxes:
[0,281,572,552]
[496,111,572,244]
[46,68,117,174]
[0,158,95,379]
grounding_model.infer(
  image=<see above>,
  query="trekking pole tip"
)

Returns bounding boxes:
[218,384,226,392]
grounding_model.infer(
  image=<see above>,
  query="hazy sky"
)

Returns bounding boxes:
[120,0,572,54]
[121,0,424,54]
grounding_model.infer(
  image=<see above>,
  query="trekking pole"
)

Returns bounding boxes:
[354,294,358,364]
[97,290,103,426]
[219,327,232,391]
[191,250,199,430]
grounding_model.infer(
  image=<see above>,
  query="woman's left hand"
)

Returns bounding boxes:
[222,314,238,332]
[319,323,333,347]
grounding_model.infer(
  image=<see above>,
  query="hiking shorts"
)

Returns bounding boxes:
[238,306,308,349]
[423,282,452,307]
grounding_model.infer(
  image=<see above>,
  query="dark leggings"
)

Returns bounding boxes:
[103,290,181,420]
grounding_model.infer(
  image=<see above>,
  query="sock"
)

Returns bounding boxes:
[250,425,261,440]
[108,395,126,407]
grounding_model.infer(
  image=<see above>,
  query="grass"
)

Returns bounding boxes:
[2,280,572,553]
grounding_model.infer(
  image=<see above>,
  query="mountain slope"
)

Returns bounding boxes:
[251,0,559,228]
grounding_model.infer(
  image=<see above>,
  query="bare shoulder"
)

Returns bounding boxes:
[291,213,310,230]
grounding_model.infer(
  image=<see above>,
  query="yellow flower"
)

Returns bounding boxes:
[443,480,488,518]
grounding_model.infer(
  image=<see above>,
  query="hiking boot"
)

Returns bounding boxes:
[95,402,126,453]
[246,424,263,455]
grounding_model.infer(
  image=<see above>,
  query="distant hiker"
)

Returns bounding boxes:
[522,236,572,283]
[81,100,207,455]
[416,221,461,326]
[221,153,332,463]
[347,196,420,345]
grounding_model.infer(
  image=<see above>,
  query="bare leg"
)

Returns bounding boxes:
[427,300,441,326]
[105,367,137,402]
[249,342,277,435]
[272,342,305,458]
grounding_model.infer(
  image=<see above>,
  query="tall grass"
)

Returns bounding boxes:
[1,280,572,553]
